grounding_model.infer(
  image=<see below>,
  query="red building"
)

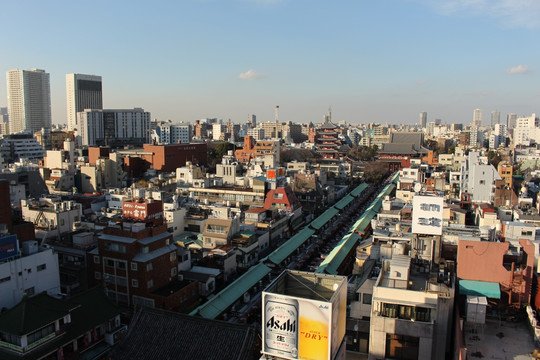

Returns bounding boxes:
[457,238,534,306]
[89,199,198,311]
[142,143,208,172]
[88,146,110,165]
[314,124,344,160]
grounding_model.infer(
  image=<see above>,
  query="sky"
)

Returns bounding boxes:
[1,0,539,126]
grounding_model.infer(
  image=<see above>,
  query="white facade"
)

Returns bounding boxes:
[66,74,103,131]
[247,127,264,141]
[21,199,82,239]
[6,69,51,134]
[0,135,44,161]
[472,108,482,127]
[78,108,150,146]
[0,247,61,309]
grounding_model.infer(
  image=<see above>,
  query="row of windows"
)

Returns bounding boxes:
[380,303,431,323]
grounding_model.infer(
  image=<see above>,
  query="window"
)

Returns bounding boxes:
[132,279,139,288]
[37,264,46,271]
[104,242,126,253]
[0,276,11,283]
[94,256,100,264]
[117,261,126,270]
[170,252,176,261]
[95,272,101,280]
[146,263,153,272]
[131,262,138,271]
[147,279,154,289]
[363,293,372,305]
[141,246,149,254]
[171,267,177,277]
[106,259,115,267]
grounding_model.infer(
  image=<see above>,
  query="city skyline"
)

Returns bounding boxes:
[1,1,539,126]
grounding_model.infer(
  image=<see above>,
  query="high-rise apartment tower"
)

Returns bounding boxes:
[473,108,483,127]
[6,69,51,134]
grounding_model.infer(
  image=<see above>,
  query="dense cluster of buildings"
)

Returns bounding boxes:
[2,68,540,359]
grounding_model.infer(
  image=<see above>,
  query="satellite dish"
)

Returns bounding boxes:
[414,183,422,193]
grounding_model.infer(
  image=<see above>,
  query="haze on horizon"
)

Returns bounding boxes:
[1,0,539,126]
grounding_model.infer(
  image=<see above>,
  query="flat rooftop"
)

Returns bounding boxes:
[464,318,536,359]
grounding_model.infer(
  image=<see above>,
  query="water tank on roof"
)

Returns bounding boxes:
[22,241,38,256]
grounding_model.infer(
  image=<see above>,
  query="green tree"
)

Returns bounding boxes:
[215,142,234,159]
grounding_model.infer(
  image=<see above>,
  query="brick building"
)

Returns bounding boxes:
[142,143,208,172]
[89,199,198,311]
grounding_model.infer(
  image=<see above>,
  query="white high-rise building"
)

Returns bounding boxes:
[490,110,500,128]
[78,108,150,146]
[6,69,51,134]
[66,74,103,131]
[473,109,482,127]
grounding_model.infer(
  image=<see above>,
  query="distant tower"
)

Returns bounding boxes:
[507,113,517,129]
[66,74,103,131]
[275,105,279,123]
[247,114,256,129]
[491,110,500,128]
[7,68,51,134]
[473,108,482,127]
[420,112,427,128]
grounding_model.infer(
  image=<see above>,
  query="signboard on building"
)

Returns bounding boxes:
[122,201,163,225]
[0,235,19,261]
[267,167,285,182]
[262,271,346,360]
[412,195,444,236]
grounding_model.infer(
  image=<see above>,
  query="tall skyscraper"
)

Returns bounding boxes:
[66,74,103,131]
[473,108,482,127]
[419,112,427,128]
[6,69,51,134]
[247,114,256,129]
[491,110,500,128]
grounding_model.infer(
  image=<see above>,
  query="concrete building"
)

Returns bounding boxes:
[21,197,82,241]
[490,110,500,128]
[6,69,51,134]
[0,107,9,135]
[473,108,482,127]
[78,108,150,147]
[155,122,192,144]
[89,200,198,310]
[369,254,454,360]
[420,112,427,128]
[514,114,540,146]
[0,239,61,309]
[66,74,103,131]
[0,133,44,162]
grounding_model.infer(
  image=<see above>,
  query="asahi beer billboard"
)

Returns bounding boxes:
[262,271,347,360]
[412,195,444,236]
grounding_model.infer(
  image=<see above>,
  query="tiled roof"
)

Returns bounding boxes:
[110,307,257,360]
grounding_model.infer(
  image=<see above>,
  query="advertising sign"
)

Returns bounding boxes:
[122,201,163,223]
[262,271,347,360]
[0,235,19,261]
[412,195,444,236]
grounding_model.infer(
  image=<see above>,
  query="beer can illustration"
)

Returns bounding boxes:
[263,294,299,359]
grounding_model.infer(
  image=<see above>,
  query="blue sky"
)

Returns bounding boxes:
[1,0,539,125]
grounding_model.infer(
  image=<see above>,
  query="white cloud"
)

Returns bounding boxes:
[506,64,529,74]
[238,69,265,80]
[419,0,540,28]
